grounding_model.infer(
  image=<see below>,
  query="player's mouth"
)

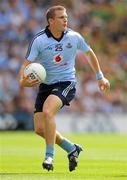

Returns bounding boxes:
[63,23,67,27]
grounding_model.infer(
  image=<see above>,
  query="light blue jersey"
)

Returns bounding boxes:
[26,26,91,84]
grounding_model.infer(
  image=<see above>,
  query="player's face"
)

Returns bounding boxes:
[52,10,68,32]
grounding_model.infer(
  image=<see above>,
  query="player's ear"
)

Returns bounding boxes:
[48,18,54,25]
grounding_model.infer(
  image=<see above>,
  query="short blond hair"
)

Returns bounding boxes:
[46,5,66,23]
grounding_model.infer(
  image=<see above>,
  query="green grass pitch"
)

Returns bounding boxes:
[0,131,127,180]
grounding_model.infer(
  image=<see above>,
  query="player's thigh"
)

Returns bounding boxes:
[34,112,45,133]
[43,94,63,115]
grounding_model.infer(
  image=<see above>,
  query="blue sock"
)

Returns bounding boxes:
[59,139,75,153]
[46,145,54,159]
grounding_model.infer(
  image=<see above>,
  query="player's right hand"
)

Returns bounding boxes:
[20,75,40,87]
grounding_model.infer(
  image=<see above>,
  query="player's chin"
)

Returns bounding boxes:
[63,25,67,30]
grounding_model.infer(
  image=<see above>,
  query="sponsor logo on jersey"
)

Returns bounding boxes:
[53,54,63,64]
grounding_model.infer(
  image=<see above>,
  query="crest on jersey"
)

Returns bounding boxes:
[66,42,72,48]
[53,54,63,64]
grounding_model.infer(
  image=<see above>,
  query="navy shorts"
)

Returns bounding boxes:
[34,81,76,113]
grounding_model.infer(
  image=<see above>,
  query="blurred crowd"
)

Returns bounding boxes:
[0,0,127,130]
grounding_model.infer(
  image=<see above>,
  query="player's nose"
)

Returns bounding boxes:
[64,17,68,22]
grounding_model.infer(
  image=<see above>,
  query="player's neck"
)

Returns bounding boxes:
[48,26,63,39]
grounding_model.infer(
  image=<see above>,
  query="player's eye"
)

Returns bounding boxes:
[57,16,68,19]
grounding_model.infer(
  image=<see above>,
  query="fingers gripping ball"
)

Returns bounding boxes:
[24,63,46,83]
[100,85,104,91]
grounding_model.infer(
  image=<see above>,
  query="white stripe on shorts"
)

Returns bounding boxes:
[62,82,75,97]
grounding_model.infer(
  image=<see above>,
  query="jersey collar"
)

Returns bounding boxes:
[45,26,68,42]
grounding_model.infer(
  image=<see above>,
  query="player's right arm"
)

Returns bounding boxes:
[19,60,39,87]
[19,35,40,87]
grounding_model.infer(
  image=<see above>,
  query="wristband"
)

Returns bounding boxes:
[96,72,104,80]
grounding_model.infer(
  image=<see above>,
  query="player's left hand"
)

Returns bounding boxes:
[98,77,110,93]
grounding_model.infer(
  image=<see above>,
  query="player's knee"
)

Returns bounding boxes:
[43,108,53,120]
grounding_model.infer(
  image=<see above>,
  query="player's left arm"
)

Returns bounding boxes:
[85,48,110,92]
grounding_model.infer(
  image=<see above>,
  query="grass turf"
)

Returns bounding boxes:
[0,131,127,180]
